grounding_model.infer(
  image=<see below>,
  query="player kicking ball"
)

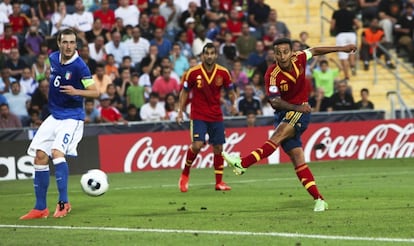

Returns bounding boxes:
[223,38,357,211]
[176,43,237,192]
[20,28,100,219]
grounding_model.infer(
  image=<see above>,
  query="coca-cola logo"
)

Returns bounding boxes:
[123,132,246,172]
[305,123,414,160]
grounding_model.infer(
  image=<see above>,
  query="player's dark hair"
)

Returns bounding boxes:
[273,38,293,50]
[361,88,369,94]
[202,42,216,54]
[57,28,78,43]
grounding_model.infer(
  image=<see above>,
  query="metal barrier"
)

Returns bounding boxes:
[320,0,336,42]
[386,91,413,119]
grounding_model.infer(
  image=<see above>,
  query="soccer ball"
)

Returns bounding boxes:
[80,169,109,196]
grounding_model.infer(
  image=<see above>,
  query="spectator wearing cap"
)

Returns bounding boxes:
[184,17,196,45]
[97,93,126,124]
[179,1,204,30]
[0,102,22,129]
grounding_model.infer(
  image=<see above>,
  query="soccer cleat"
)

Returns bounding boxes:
[222,152,246,175]
[313,198,328,212]
[53,201,72,218]
[215,182,232,191]
[19,208,49,220]
[179,174,189,192]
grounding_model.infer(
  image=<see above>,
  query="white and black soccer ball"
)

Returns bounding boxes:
[80,169,109,196]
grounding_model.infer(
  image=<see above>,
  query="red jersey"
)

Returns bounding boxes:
[93,9,116,30]
[0,36,18,54]
[98,106,123,122]
[264,51,310,105]
[8,14,30,34]
[183,63,232,122]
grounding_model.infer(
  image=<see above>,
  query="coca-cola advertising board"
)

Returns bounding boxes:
[99,119,414,173]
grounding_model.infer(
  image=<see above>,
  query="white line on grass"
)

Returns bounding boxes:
[0,224,413,243]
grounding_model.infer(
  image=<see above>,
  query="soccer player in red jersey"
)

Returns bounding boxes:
[223,38,357,211]
[176,43,237,192]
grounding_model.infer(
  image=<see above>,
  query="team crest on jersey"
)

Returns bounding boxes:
[215,76,223,86]
[65,71,72,80]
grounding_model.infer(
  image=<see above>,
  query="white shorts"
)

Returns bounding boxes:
[336,32,357,60]
[27,115,84,157]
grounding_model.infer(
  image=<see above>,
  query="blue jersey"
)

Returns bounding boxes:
[48,51,93,120]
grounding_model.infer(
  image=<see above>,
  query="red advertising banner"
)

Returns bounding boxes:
[98,119,414,173]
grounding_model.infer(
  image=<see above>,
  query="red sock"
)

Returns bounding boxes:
[182,147,197,176]
[213,153,224,184]
[295,163,323,200]
[241,140,278,168]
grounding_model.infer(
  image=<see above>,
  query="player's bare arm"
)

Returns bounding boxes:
[269,96,311,113]
[309,44,357,56]
[176,89,189,125]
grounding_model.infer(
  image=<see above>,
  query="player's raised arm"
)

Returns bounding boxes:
[308,44,357,57]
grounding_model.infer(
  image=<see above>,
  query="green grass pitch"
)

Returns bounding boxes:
[0,158,413,245]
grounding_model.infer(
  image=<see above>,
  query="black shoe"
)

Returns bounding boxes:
[364,63,369,71]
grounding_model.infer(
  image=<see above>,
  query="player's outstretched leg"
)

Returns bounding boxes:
[222,140,278,175]
[179,147,197,192]
[222,152,245,175]
[20,165,50,220]
[295,163,328,212]
[53,158,71,218]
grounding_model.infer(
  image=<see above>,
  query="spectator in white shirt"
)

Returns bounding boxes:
[115,0,140,27]
[88,35,106,63]
[105,31,130,66]
[192,25,212,57]
[125,26,150,66]
[159,0,182,41]
[72,0,94,33]
[0,10,8,36]
[50,1,76,36]
[140,92,166,121]
[0,0,12,17]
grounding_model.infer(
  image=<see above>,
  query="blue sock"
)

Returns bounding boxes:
[54,158,69,203]
[34,165,50,210]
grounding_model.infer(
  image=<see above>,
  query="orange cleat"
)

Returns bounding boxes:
[20,208,49,220]
[53,201,71,218]
[179,174,189,192]
[215,182,232,191]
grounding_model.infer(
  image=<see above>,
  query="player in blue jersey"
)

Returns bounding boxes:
[20,29,100,219]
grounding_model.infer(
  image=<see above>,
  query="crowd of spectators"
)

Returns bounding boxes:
[0,0,390,129]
